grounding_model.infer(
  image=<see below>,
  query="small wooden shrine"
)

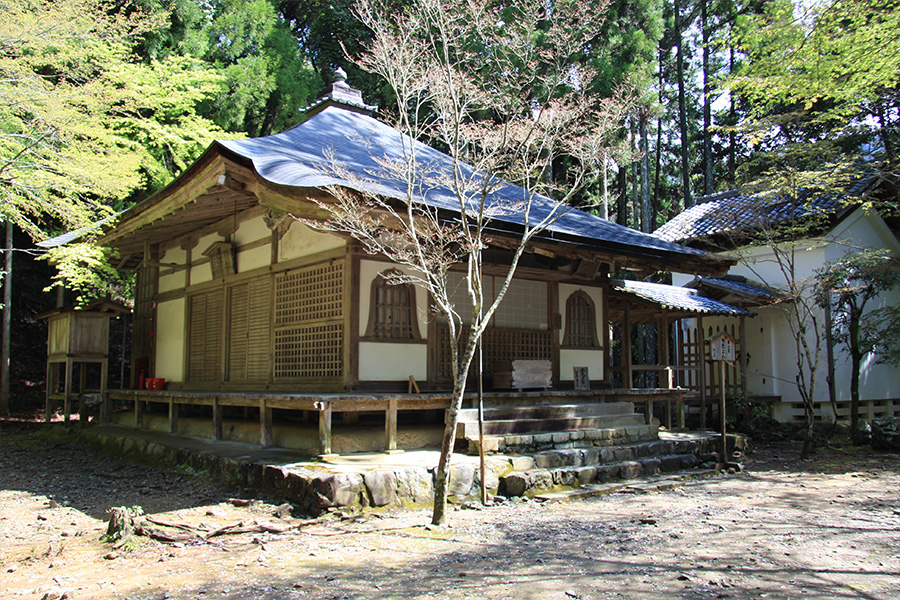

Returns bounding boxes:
[39,299,130,423]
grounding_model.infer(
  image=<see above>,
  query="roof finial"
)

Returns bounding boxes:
[298,66,377,117]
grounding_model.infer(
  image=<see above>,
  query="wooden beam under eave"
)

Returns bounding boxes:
[100,154,229,246]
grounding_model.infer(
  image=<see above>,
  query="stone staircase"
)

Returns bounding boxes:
[456,400,658,455]
[492,434,724,499]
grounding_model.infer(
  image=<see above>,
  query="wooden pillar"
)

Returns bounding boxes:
[317,402,333,456]
[658,313,671,428]
[212,396,223,440]
[134,392,144,429]
[77,363,87,426]
[44,363,56,422]
[259,398,273,447]
[738,315,748,396]
[623,305,633,388]
[385,397,398,452]
[168,396,178,434]
[63,358,73,425]
[698,315,707,429]
[100,358,110,423]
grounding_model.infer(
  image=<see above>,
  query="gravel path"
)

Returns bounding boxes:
[1,424,898,600]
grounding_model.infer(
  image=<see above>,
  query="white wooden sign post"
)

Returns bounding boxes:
[707,331,736,464]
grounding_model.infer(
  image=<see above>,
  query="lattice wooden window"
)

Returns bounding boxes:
[187,289,223,382]
[365,270,420,340]
[563,291,600,348]
[273,262,344,380]
[433,324,551,382]
[227,277,272,382]
[274,323,343,378]
[275,262,343,325]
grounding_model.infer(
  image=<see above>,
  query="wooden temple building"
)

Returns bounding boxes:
[45,76,762,455]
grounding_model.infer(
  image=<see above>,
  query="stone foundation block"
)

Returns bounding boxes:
[574,466,598,486]
[534,452,566,469]
[596,464,620,482]
[509,456,536,472]
[552,468,577,487]
[396,467,433,506]
[637,458,661,477]
[363,470,397,507]
[528,469,553,492]
[558,449,583,466]
[620,461,642,479]
[499,472,530,497]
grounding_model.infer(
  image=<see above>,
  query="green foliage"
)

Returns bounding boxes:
[41,243,132,306]
[728,0,900,206]
[0,0,228,238]
[816,249,900,363]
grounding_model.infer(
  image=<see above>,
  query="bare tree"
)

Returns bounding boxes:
[305,0,632,525]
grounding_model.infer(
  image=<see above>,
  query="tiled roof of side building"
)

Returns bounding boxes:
[611,279,756,317]
[684,276,787,305]
[653,188,846,244]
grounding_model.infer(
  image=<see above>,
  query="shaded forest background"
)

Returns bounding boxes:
[2,0,897,411]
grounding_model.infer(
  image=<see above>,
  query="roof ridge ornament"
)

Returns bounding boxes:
[300,67,378,118]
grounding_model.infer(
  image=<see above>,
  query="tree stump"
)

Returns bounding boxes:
[106,507,136,544]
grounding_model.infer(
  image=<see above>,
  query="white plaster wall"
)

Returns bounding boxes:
[359,259,430,338]
[158,247,187,293]
[155,298,185,382]
[358,342,428,381]
[560,349,604,383]
[279,221,345,261]
[705,210,900,405]
[236,245,270,273]
[233,216,270,246]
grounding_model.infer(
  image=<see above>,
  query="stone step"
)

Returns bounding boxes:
[457,401,637,423]
[463,423,659,454]
[532,470,719,502]
[497,451,719,498]
[457,414,646,440]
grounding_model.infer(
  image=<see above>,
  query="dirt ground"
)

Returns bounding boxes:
[1,422,898,600]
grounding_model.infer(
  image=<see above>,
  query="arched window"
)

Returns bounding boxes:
[365,270,420,340]
[563,290,599,348]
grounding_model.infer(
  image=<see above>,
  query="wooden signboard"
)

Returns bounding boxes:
[708,331,735,362]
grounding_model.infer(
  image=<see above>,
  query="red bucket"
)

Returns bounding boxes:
[147,378,166,390]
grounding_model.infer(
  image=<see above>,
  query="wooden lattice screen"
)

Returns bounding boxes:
[433,324,552,383]
[227,277,272,382]
[273,262,344,380]
[188,289,224,382]
[675,322,743,397]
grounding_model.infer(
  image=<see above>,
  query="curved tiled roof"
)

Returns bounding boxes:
[653,189,844,244]
[611,279,755,317]
[217,105,713,262]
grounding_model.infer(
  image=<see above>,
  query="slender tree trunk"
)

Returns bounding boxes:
[617,163,627,226]
[1,220,11,416]
[728,43,737,186]
[849,316,861,432]
[653,49,664,221]
[702,0,714,196]
[675,0,693,209]
[640,108,651,232]
[600,155,609,220]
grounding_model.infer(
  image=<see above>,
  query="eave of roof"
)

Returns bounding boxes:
[611,279,756,317]
[653,186,861,246]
